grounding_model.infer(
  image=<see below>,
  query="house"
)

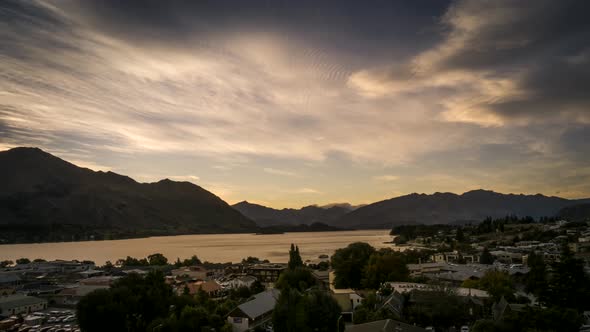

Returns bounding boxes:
[379,291,404,317]
[79,276,119,286]
[244,264,287,283]
[182,280,222,297]
[332,288,364,321]
[492,296,527,321]
[227,276,257,289]
[227,289,280,332]
[53,285,109,306]
[490,250,523,264]
[345,319,426,332]
[0,294,47,316]
[384,282,490,299]
[311,270,330,289]
[0,274,20,296]
[171,266,211,281]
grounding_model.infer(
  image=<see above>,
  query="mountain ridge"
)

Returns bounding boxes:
[232,200,353,226]
[0,147,256,243]
[334,189,590,228]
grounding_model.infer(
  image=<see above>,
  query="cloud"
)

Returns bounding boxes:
[2,0,590,206]
[263,168,298,177]
[167,175,200,182]
[348,0,590,126]
[294,188,321,194]
[373,175,399,182]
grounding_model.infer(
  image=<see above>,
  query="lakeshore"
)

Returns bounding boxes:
[0,230,392,265]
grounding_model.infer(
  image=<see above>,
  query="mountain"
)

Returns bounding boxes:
[557,203,590,222]
[0,147,256,243]
[232,201,353,227]
[334,189,590,228]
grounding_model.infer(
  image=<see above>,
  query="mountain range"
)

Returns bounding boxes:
[232,201,355,227]
[335,190,590,228]
[1,147,589,244]
[0,147,255,243]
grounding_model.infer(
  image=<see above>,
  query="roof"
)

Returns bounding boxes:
[188,280,221,294]
[237,276,257,283]
[0,294,46,310]
[345,319,426,332]
[231,289,280,320]
[0,274,20,284]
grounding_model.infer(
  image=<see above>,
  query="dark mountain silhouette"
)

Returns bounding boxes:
[334,190,590,228]
[557,203,590,222]
[232,201,353,227]
[0,147,256,243]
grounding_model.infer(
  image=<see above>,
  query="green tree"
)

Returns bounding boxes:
[472,270,515,302]
[0,260,13,268]
[272,288,341,332]
[77,271,173,332]
[456,227,465,242]
[331,242,376,289]
[541,253,590,311]
[276,267,316,292]
[16,258,30,264]
[480,247,494,265]
[524,251,546,296]
[147,253,168,266]
[362,250,409,289]
[288,244,304,270]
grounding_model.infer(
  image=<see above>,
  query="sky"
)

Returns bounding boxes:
[1,0,590,208]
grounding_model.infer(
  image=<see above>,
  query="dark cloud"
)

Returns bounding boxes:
[63,0,450,59]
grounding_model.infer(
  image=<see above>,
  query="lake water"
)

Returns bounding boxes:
[0,230,393,265]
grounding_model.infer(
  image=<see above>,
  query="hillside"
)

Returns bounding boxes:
[334,190,590,228]
[0,147,256,243]
[232,201,352,226]
[558,203,590,222]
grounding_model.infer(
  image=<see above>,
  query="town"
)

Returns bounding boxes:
[1,216,590,332]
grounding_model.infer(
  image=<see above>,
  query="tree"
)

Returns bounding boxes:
[16,258,30,264]
[471,270,515,302]
[480,247,494,265]
[524,251,546,296]
[456,227,465,242]
[289,244,304,270]
[147,253,168,266]
[0,260,13,268]
[276,267,316,292]
[541,253,590,311]
[272,288,341,332]
[362,250,409,289]
[77,271,174,332]
[331,242,376,289]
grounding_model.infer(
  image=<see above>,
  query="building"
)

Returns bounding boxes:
[53,285,109,306]
[332,288,364,322]
[244,263,287,283]
[182,280,222,297]
[345,319,426,332]
[384,282,490,299]
[226,275,257,289]
[0,294,47,316]
[432,251,480,264]
[171,266,211,281]
[227,289,280,332]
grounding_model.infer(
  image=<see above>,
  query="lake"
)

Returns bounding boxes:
[0,230,393,265]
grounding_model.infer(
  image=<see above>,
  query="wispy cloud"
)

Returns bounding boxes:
[1,0,589,207]
[373,175,399,182]
[263,167,298,177]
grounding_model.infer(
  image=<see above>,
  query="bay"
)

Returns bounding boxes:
[0,230,393,265]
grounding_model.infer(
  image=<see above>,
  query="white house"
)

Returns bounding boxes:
[227,289,280,332]
[227,275,257,289]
